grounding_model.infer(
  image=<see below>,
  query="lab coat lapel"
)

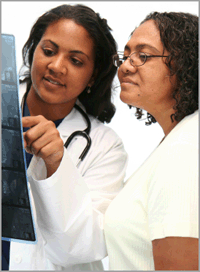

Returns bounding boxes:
[57,106,90,166]
[57,105,88,138]
[19,82,89,166]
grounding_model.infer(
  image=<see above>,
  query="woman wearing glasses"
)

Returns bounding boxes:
[105,12,198,270]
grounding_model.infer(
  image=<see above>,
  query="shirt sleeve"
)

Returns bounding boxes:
[27,128,128,267]
[147,136,198,241]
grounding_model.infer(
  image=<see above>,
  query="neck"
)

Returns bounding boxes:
[26,86,76,121]
[155,109,178,137]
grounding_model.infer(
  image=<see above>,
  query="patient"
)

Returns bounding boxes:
[105,11,198,270]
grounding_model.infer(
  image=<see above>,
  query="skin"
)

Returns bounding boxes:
[153,237,198,270]
[118,20,177,137]
[118,20,198,270]
[22,19,96,177]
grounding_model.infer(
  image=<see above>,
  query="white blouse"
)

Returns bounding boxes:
[104,111,199,270]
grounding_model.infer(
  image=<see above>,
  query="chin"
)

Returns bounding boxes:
[120,90,143,108]
[120,92,132,106]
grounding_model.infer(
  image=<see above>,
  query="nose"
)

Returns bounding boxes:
[119,57,137,74]
[47,55,67,75]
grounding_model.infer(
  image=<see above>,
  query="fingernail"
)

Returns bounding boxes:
[25,146,31,154]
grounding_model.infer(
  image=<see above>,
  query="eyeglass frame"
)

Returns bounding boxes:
[112,51,169,68]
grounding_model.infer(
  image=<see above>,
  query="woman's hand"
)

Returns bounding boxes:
[22,115,64,178]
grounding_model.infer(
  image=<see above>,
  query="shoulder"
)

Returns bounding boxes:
[145,113,199,240]
[156,111,199,163]
[176,110,198,135]
[148,111,199,201]
[167,111,198,149]
[90,116,125,149]
[85,116,128,166]
[76,99,123,145]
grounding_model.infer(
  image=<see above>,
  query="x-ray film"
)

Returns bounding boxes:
[2,34,36,243]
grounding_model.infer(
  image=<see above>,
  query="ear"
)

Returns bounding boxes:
[88,69,98,87]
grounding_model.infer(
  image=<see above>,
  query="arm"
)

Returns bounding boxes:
[22,115,64,177]
[152,237,198,270]
[28,126,128,267]
[148,125,198,271]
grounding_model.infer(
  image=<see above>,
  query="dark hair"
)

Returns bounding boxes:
[132,12,198,125]
[20,4,117,123]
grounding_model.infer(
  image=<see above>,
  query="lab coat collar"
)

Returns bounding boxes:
[58,101,90,137]
[19,82,90,138]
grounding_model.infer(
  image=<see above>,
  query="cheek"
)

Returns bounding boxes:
[31,54,38,77]
[31,55,46,84]
[117,68,122,81]
[74,68,94,89]
[30,58,44,92]
[31,48,45,74]
[140,70,167,92]
[30,61,39,87]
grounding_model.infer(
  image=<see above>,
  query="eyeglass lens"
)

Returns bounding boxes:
[113,52,146,67]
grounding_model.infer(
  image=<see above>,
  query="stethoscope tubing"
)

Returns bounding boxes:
[21,93,92,164]
[64,104,92,162]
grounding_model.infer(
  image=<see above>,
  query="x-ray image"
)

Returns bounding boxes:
[1,34,36,243]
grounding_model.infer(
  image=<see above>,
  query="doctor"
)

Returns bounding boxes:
[4,4,128,270]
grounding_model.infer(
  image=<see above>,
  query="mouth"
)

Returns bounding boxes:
[121,78,138,85]
[44,77,65,87]
[121,81,137,86]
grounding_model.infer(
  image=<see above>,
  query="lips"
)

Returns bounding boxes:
[121,78,137,85]
[44,76,65,86]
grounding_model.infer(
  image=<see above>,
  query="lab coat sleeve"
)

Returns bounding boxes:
[28,128,128,267]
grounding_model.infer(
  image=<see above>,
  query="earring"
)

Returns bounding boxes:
[86,86,91,94]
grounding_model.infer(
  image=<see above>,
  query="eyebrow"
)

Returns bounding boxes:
[124,43,161,54]
[46,40,58,49]
[70,50,90,60]
[42,40,90,59]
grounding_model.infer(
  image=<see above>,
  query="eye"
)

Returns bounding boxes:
[71,57,83,67]
[43,48,55,57]
[138,53,146,60]
[122,56,128,61]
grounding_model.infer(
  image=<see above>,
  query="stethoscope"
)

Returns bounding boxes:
[21,92,92,166]
[64,104,91,165]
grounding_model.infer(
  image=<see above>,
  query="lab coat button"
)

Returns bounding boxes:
[15,254,22,263]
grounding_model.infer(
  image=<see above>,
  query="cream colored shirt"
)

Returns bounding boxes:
[104,111,199,270]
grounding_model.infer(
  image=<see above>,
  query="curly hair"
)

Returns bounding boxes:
[20,4,117,123]
[132,12,198,125]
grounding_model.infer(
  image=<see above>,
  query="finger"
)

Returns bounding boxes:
[22,115,46,128]
[25,146,33,154]
[24,120,56,147]
[37,139,64,164]
[23,132,28,148]
[40,141,64,177]
[27,128,63,156]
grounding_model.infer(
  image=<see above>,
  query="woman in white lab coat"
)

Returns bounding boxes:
[5,4,128,270]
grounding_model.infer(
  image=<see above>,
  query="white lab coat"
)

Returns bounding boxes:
[9,83,128,270]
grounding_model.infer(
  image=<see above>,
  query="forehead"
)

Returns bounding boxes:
[125,20,163,53]
[44,19,90,38]
[40,19,95,58]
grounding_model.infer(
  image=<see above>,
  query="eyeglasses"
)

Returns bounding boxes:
[113,51,169,68]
